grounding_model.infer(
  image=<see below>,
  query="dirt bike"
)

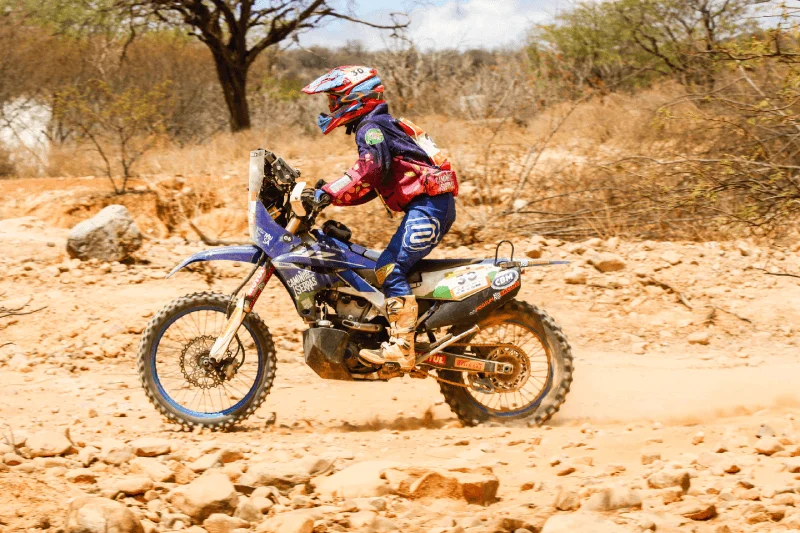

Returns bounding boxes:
[137,150,574,429]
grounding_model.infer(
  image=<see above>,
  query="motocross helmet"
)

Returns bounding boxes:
[302,66,384,135]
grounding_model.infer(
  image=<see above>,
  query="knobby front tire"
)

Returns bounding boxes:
[137,292,277,430]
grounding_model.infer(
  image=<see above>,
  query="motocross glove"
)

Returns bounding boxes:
[301,187,332,212]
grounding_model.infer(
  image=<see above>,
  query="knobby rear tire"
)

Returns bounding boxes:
[137,292,277,430]
[438,299,573,427]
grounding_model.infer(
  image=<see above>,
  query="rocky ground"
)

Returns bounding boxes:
[2,184,800,533]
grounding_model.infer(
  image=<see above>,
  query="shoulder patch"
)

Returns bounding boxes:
[364,128,385,146]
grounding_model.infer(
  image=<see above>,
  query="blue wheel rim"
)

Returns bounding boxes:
[150,305,264,419]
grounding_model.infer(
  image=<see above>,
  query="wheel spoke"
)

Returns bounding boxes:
[462,319,552,415]
[152,304,263,416]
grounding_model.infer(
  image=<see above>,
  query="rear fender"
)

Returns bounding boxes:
[167,245,263,278]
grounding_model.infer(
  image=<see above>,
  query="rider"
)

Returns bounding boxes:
[301,65,458,371]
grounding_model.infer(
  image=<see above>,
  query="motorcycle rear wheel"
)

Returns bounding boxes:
[437,299,573,427]
[137,292,276,430]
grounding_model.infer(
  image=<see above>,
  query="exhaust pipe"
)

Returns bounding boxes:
[342,319,383,333]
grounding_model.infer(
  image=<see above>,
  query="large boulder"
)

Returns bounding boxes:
[170,471,239,522]
[67,205,142,262]
[65,497,144,533]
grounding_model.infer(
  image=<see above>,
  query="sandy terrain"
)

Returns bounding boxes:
[1,178,800,533]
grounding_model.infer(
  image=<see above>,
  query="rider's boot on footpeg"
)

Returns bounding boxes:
[360,295,418,370]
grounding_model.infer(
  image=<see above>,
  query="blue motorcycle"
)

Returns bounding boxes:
[137,150,573,429]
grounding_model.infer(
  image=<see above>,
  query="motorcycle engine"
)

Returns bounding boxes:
[335,294,379,322]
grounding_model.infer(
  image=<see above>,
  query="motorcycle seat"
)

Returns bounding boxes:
[410,258,482,274]
[348,242,482,274]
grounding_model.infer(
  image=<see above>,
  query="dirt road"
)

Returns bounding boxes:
[2,211,800,532]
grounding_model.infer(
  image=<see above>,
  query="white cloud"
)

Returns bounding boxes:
[407,0,549,50]
[297,0,559,51]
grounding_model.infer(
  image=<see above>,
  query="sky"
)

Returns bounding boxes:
[295,0,568,51]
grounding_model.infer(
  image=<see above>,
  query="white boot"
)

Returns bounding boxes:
[360,295,417,370]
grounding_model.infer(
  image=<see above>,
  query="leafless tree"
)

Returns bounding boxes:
[121,0,408,132]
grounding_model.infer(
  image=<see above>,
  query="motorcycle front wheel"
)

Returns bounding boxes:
[137,292,276,430]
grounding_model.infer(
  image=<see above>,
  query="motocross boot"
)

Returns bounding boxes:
[360,295,418,370]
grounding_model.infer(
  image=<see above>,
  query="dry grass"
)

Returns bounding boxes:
[9,81,796,245]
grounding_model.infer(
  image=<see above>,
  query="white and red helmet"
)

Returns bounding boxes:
[302,66,385,134]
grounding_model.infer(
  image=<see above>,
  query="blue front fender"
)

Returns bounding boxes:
[167,245,263,278]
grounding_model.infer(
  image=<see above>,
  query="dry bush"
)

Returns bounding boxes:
[0,147,15,177]
[53,79,172,192]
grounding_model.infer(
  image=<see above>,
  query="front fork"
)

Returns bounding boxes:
[208,217,300,360]
[208,263,275,360]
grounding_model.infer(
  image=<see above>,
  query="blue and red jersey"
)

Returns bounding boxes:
[322,104,458,212]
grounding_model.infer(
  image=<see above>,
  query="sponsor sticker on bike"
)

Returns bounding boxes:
[286,269,318,295]
[452,271,488,297]
[426,354,446,366]
[429,264,493,300]
[491,269,519,290]
[256,227,273,247]
[471,280,521,315]
[454,358,484,371]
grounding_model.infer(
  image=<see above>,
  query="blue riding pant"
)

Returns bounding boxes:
[375,193,456,297]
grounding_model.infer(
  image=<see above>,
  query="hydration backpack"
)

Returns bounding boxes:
[395,118,450,169]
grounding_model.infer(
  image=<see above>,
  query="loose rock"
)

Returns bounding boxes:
[676,502,717,521]
[646,469,691,493]
[256,512,314,533]
[688,332,710,346]
[564,269,587,285]
[170,471,239,522]
[26,430,72,458]
[585,486,642,512]
[383,466,499,505]
[65,497,144,533]
[541,513,630,533]
[755,437,784,456]
[130,437,172,457]
[554,489,581,511]
[130,457,173,483]
[588,253,626,273]
[312,460,397,499]
[203,513,250,533]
